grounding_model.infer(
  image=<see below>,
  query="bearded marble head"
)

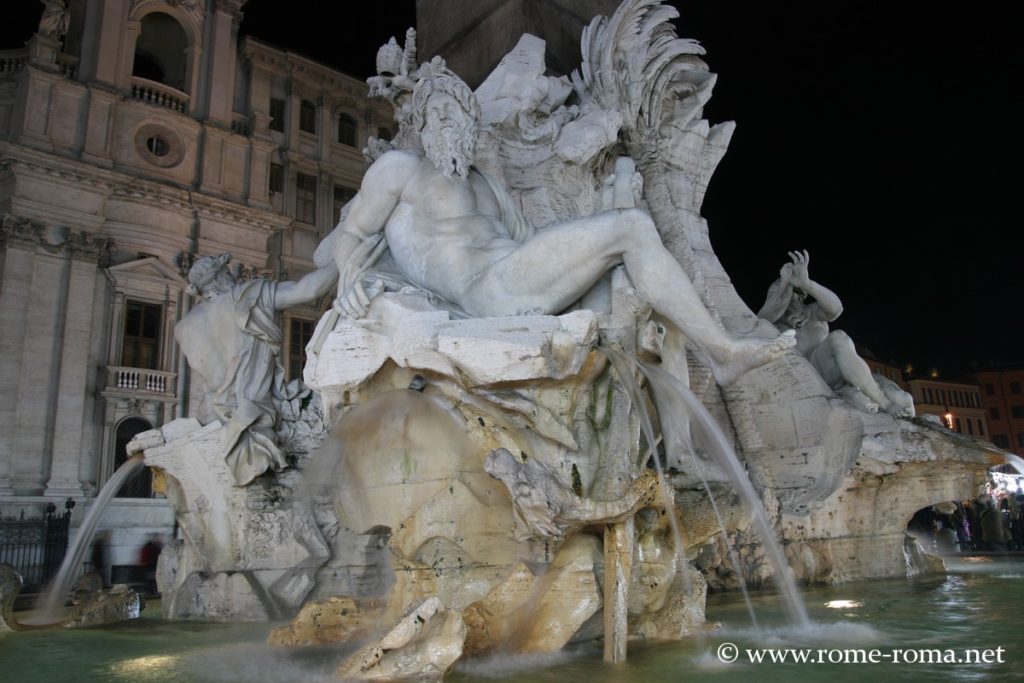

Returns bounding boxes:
[412,70,480,179]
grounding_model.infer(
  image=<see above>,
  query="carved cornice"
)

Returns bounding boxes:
[213,0,246,20]
[66,229,115,264]
[130,0,205,27]
[241,38,368,98]
[2,155,114,192]
[0,214,115,264]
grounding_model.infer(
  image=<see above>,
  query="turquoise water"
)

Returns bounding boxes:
[2,557,1020,682]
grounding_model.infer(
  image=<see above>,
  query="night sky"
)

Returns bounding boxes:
[4,1,1021,375]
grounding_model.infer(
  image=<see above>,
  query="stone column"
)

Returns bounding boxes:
[203,0,244,123]
[0,224,38,495]
[46,234,112,497]
[11,237,69,495]
[318,169,332,238]
[77,0,130,87]
[318,96,332,161]
[116,18,140,91]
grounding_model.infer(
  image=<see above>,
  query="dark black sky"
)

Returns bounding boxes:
[5,1,1021,374]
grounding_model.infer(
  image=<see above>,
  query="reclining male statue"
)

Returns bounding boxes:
[329,69,795,386]
[758,250,914,417]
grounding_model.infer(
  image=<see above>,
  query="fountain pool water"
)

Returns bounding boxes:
[2,558,1018,682]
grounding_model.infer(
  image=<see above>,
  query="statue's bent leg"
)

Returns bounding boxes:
[464,209,793,384]
[825,331,890,408]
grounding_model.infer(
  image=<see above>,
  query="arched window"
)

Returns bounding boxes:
[132,12,188,92]
[299,100,317,134]
[338,113,357,146]
[114,417,153,498]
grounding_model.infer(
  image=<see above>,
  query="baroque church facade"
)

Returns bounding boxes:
[0,0,392,562]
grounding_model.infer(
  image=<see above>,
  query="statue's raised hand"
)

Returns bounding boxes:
[788,249,810,287]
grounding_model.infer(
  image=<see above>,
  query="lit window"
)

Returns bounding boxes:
[333,185,357,222]
[338,113,357,146]
[270,97,286,132]
[300,99,317,134]
[146,136,169,156]
[269,163,284,194]
[295,173,317,224]
[289,318,315,379]
[122,300,161,370]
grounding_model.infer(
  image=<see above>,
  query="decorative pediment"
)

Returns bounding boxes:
[108,256,188,290]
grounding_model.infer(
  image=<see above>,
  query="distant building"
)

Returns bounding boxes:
[861,354,907,389]
[972,366,1024,456]
[906,377,987,438]
[0,0,391,567]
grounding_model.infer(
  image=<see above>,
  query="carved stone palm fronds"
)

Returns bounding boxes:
[571,0,709,159]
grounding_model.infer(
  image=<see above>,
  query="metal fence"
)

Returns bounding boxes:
[0,500,74,591]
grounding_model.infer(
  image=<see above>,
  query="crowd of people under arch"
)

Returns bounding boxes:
[912,481,1024,554]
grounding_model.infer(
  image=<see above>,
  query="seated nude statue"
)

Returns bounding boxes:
[330,69,794,385]
[758,250,914,417]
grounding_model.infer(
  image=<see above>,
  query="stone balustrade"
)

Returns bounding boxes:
[129,77,189,114]
[106,366,177,397]
[0,49,28,75]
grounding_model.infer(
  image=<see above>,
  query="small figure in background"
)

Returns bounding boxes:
[90,530,110,588]
[138,533,163,595]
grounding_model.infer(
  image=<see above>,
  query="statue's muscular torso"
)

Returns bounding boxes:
[377,152,521,305]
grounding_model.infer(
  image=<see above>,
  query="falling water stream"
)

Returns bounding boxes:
[603,348,811,629]
[35,454,147,623]
[602,349,761,628]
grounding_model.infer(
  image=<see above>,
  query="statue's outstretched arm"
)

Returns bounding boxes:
[275,262,338,310]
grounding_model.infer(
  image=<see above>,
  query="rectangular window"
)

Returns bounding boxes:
[289,318,315,379]
[993,434,1010,448]
[338,113,357,146]
[269,97,286,133]
[966,419,974,435]
[333,185,357,222]
[955,417,961,432]
[991,406,1000,420]
[1012,405,1024,419]
[269,163,284,194]
[122,300,161,369]
[978,420,985,436]
[1018,433,1024,448]
[300,99,317,134]
[295,172,317,224]
[1011,381,1022,394]
[985,383,995,395]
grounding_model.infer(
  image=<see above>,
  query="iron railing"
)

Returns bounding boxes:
[0,500,74,591]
